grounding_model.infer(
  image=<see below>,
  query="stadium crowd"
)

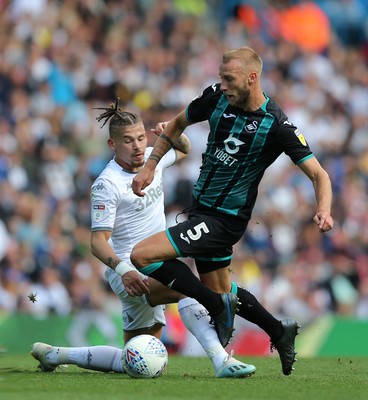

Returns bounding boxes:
[0,0,367,349]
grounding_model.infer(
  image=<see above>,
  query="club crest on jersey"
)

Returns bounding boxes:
[294,129,307,146]
[244,121,258,133]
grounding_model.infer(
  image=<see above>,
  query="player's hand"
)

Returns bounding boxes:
[132,167,154,197]
[150,121,169,137]
[122,270,150,296]
[313,212,334,232]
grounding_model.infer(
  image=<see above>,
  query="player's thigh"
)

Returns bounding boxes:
[131,231,177,267]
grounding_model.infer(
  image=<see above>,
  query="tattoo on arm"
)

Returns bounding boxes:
[160,133,175,148]
[149,134,175,163]
[173,135,190,154]
[148,154,161,163]
[107,257,121,269]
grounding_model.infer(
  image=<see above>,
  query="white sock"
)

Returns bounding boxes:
[48,346,124,373]
[178,298,228,371]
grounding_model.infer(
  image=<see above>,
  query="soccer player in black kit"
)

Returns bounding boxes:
[122,47,334,375]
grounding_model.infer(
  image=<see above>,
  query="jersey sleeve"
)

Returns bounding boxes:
[277,119,314,165]
[160,148,177,168]
[90,177,119,231]
[186,83,221,123]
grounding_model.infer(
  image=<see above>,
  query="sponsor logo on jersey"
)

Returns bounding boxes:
[123,312,134,327]
[214,147,238,166]
[294,129,307,146]
[92,182,107,191]
[223,133,245,155]
[212,132,246,166]
[133,180,164,212]
[223,113,236,119]
[167,279,176,288]
[180,233,190,244]
[93,205,105,210]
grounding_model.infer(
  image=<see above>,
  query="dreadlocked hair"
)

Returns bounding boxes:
[93,98,142,137]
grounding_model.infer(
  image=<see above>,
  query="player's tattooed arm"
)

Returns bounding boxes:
[148,134,172,164]
[173,133,190,155]
[148,111,190,164]
[149,133,190,162]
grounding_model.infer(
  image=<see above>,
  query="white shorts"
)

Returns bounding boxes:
[105,268,166,331]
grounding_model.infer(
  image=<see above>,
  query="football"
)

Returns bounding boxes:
[122,334,168,378]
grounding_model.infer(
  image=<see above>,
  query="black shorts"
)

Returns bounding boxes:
[166,204,248,274]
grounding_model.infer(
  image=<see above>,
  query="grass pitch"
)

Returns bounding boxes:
[1,353,367,400]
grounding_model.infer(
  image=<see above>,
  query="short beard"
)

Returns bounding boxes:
[235,88,250,108]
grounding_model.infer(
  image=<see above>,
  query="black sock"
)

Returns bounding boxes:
[236,286,283,342]
[149,259,223,317]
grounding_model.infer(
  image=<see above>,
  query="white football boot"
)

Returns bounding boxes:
[31,342,65,372]
[215,351,256,378]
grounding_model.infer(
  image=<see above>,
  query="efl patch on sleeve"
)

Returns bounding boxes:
[294,129,307,146]
[93,204,105,222]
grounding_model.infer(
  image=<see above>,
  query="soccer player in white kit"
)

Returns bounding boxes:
[31,99,256,378]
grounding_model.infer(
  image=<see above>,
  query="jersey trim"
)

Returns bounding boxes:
[296,154,314,165]
[166,229,183,257]
[195,255,233,262]
[140,262,163,276]
[91,227,113,232]
[185,107,192,123]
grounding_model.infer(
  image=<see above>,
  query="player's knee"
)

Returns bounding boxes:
[130,243,150,268]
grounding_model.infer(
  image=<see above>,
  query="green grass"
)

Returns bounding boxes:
[1,354,367,400]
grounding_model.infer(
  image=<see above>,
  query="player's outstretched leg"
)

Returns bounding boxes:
[31,342,124,373]
[270,319,301,375]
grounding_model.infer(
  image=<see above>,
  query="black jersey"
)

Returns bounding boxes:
[186,83,314,221]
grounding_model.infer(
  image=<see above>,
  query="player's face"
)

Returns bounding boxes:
[219,59,251,108]
[108,122,148,172]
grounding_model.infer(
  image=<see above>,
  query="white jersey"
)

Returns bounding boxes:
[90,147,176,259]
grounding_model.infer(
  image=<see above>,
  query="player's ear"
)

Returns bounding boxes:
[107,138,115,151]
[248,72,257,84]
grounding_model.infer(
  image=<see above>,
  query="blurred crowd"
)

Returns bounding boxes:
[0,0,368,348]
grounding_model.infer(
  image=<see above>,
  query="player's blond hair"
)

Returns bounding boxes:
[222,47,263,75]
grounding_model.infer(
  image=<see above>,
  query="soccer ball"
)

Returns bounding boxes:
[122,334,168,378]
